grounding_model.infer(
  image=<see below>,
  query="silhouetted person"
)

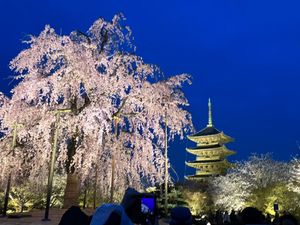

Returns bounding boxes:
[279,215,298,225]
[121,187,157,225]
[230,210,238,225]
[208,211,216,225]
[266,213,272,224]
[121,188,142,224]
[103,211,121,225]
[236,210,243,225]
[90,204,132,225]
[169,206,192,225]
[240,207,264,225]
[223,211,230,225]
[58,206,92,225]
[273,212,280,225]
[216,210,223,225]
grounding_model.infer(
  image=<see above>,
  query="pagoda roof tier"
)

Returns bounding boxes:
[185,175,210,180]
[186,146,235,157]
[187,159,222,164]
[188,129,234,145]
[185,174,211,178]
[191,126,221,136]
[196,170,224,175]
[185,174,220,180]
[187,144,221,149]
[185,160,232,169]
[184,175,209,180]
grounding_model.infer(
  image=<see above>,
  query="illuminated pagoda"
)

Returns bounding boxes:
[185,99,235,181]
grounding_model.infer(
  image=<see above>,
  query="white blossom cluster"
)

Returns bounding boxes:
[0,14,193,194]
[289,158,300,194]
[209,154,290,211]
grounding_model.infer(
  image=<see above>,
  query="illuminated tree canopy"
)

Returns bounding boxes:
[209,154,290,211]
[0,14,193,199]
[290,157,300,194]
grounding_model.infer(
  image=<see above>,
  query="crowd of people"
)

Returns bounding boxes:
[58,188,299,225]
[198,208,298,225]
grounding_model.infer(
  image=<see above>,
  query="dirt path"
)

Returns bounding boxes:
[0,209,170,225]
[0,209,67,225]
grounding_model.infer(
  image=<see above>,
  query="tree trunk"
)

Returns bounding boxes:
[63,173,80,208]
[63,133,80,208]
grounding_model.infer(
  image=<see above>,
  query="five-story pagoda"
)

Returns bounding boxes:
[185,99,235,181]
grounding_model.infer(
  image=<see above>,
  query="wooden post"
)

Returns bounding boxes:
[164,114,168,215]
[83,188,87,209]
[2,123,19,217]
[110,116,119,203]
[93,171,97,209]
[43,109,71,221]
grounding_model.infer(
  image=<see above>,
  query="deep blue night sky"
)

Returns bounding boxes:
[1,0,300,180]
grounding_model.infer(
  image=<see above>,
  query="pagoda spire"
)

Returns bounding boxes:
[207,98,213,127]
